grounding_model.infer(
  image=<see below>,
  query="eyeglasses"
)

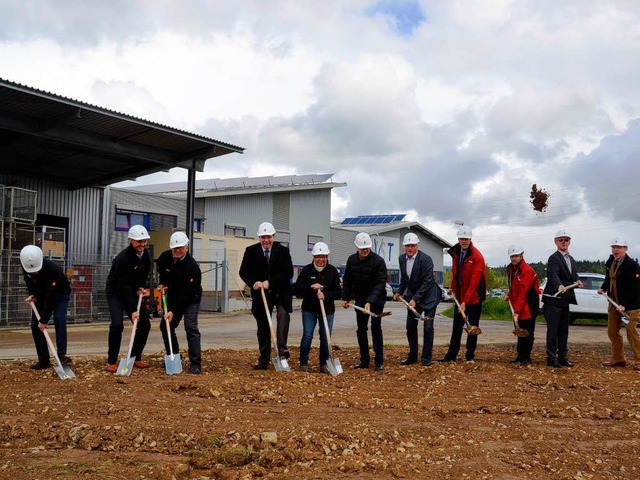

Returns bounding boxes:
[556,238,570,243]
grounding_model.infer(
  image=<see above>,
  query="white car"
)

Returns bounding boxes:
[539,272,608,324]
[385,283,394,300]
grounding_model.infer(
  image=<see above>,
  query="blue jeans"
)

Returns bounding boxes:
[31,295,70,364]
[299,309,334,366]
[160,302,202,368]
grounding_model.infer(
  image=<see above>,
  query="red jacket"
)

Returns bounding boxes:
[506,259,539,320]
[448,242,487,306]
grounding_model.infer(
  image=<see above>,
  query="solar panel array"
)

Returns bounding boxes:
[340,214,406,225]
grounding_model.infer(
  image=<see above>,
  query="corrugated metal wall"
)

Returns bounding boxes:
[289,189,331,266]
[202,193,273,239]
[1,174,105,256]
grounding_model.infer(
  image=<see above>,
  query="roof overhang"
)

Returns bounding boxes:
[0,78,244,190]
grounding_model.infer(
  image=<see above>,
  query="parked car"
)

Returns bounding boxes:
[489,288,507,298]
[440,285,453,302]
[385,283,394,300]
[539,272,608,324]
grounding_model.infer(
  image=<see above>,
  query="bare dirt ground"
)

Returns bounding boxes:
[1,340,640,480]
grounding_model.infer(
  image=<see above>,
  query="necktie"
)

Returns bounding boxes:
[564,253,571,272]
[264,249,270,261]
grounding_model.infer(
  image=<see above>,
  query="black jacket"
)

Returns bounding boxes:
[293,263,342,315]
[342,251,387,305]
[239,241,293,312]
[601,254,640,311]
[542,251,579,306]
[22,258,71,323]
[105,244,151,315]
[157,250,203,320]
[398,249,440,311]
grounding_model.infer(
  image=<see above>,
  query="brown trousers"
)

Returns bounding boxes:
[607,306,640,363]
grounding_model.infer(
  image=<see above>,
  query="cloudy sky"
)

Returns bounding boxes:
[2,0,640,266]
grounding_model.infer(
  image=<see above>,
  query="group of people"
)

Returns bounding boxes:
[22,225,204,375]
[20,221,640,375]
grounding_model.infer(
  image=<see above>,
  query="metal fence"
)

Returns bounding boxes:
[0,250,229,328]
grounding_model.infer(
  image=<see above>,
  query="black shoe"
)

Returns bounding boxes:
[375,364,384,372]
[421,360,432,367]
[251,361,268,370]
[436,357,455,363]
[279,349,290,359]
[465,354,475,362]
[517,360,530,366]
[319,365,330,374]
[559,359,574,368]
[353,362,370,369]
[547,359,562,368]
[59,355,72,365]
[31,362,50,370]
[509,357,521,364]
[189,365,202,375]
[401,358,417,366]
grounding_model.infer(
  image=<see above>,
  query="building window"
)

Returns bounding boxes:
[224,224,246,237]
[194,219,202,232]
[115,209,177,232]
[307,234,323,251]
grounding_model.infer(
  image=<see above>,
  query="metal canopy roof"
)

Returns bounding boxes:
[0,78,244,190]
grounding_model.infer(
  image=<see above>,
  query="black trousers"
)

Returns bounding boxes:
[544,303,570,361]
[107,295,151,365]
[355,301,384,366]
[252,294,290,362]
[443,302,482,361]
[405,305,436,362]
[515,317,536,361]
[160,302,202,368]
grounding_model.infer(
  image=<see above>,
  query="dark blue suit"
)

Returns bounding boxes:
[542,250,579,363]
[398,250,441,363]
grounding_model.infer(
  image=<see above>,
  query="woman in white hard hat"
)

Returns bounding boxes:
[20,245,72,369]
[104,224,152,373]
[341,232,388,371]
[293,242,342,373]
[505,244,540,366]
[156,231,203,374]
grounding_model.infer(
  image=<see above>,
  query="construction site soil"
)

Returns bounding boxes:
[1,342,639,480]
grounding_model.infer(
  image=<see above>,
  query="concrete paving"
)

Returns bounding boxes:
[0,301,608,360]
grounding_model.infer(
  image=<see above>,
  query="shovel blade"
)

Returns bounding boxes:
[61,365,76,379]
[513,328,530,338]
[272,356,291,372]
[164,354,183,375]
[51,364,67,379]
[115,356,135,376]
[326,358,343,376]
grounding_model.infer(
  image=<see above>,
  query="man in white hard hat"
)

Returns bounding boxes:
[156,231,203,374]
[341,232,388,371]
[293,242,342,373]
[597,237,640,370]
[20,245,72,369]
[505,244,540,366]
[393,232,441,367]
[541,229,582,368]
[438,226,487,363]
[105,224,152,373]
[239,222,294,369]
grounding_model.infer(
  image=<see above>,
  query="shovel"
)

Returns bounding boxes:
[260,286,291,372]
[397,296,432,322]
[602,293,630,325]
[507,300,530,337]
[542,281,580,298]
[451,294,482,335]
[29,302,75,379]
[319,297,342,376]
[349,303,392,318]
[162,292,183,374]
[115,292,143,376]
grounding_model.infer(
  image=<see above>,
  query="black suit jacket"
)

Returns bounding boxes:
[398,250,440,310]
[601,254,640,311]
[239,241,293,312]
[542,250,579,306]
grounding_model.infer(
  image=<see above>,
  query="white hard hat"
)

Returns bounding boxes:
[20,245,43,273]
[257,222,276,236]
[611,236,628,247]
[508,244,524,256]
[354,232,373,249]
[403,233,419,245]
[554,229,571,239]
[457,226,472,239]
[311,242,330,256]
[170,231,189,248]
[128,224,150,241]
